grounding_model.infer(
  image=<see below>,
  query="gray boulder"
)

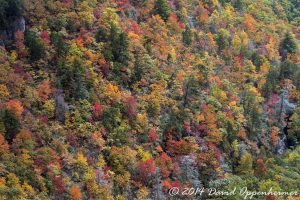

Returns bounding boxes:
[55,90,69,122]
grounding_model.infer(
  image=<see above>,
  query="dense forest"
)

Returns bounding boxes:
[0,0,299,199]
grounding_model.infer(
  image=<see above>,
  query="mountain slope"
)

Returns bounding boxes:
[0,0,300,199]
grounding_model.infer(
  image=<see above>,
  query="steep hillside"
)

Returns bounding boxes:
[0,0,300,199]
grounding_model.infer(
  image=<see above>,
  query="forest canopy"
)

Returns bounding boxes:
[0,0,299,199]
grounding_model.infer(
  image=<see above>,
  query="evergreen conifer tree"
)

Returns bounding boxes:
[24,30,45,62]
[182,26,193,46]
[154,0,171,21]
[279,32,298,60]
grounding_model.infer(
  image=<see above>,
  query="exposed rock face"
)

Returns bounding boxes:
[276,135,286,155]
[239,141,251,155]
[248,39,255,51]
[15,16,26,32]
[180,155,202,188]
[276,89,297,154]
[278,90,296,116]
[152,168,166,200]
[55,90,69,122]
[187,16,195,28]
[219,154,232,173]
[276,90,296,132]
[0,16,25,44]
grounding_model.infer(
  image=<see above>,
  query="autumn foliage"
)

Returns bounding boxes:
[0,0,299,199]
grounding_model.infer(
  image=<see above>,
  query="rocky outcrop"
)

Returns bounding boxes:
[15,16,26,32]
[152,168,166,200]
[55,90,69,122]
[278,90,296,116]
[180,155,202,188]
[276,89,297,154]
[0,16,25,45]
[187,16,195,28]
